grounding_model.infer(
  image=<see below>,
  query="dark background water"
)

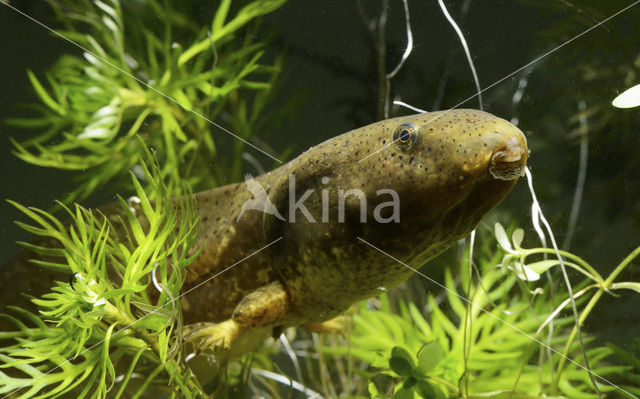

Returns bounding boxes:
[1,0,639,350]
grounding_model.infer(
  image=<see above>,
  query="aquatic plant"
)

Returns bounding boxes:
[1,156,204,397]
[6,0,286,204]
[1,0,287,396]
[321,224,640,398]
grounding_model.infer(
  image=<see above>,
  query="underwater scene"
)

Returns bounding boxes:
[1,0,639,398]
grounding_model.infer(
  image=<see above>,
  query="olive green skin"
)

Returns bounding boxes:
[180,109,528,331]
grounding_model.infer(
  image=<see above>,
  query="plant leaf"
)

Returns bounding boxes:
[415,379,446,399]
[27,70,66,116]
[494,223,513,253]
[526,259,560,274]
[612,83,640,108]
[416,342,444,375]
[393,384,415,399]
[511,228,524,248]
[389,346,415,377]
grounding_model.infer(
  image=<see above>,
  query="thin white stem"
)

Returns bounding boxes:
[387,0,413,79]
[437,0,483,110]
[393,100,427,113]
[525,168,602,398]
[563,100,589,250]
[280,333,304,385]
[252,368,323,398]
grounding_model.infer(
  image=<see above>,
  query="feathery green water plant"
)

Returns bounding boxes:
[7,0,286,205]
[494,223,640,396]
[0,0,290,396]
[323,223,640,398]
[0,156,203,397]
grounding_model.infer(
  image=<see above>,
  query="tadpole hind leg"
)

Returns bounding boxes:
[305,314,352,335]
[184,320,241,354]
[184,281,290,354]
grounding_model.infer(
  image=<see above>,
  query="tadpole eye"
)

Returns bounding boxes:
[392,123,419,151]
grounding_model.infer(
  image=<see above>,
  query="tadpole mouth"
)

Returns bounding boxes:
[489,137,528,181]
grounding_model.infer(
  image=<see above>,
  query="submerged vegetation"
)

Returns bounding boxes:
[321,224,640,398]
[2,157,202,396]
[1,0,640,398]
[6,0,286,204]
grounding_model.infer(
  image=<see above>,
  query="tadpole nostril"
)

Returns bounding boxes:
[489,137,528,181]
